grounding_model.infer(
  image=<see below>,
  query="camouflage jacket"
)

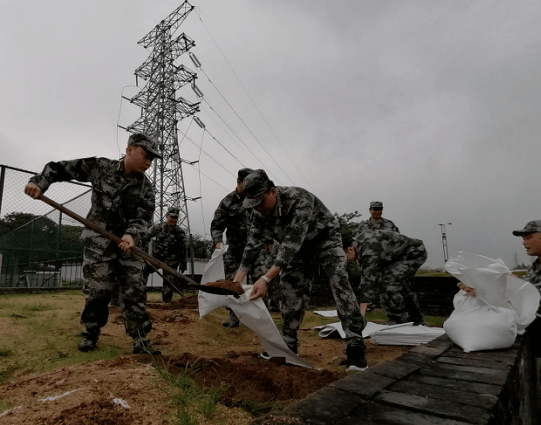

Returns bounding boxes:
[353,230,425,277]
[525,258,541,317]
[210,190,249,253]
[240,186,342,271]
[29,157,155,253]
[141,222,187,266]
[358,217,399,233]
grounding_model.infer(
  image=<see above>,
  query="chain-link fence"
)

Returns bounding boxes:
[0,164,92,288]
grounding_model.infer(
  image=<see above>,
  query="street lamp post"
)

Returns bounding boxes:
[438,223,452,263]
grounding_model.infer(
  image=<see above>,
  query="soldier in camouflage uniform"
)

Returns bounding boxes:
[355,201,400,312]
[233,169,367,371]
[512,221,541,357]
[141,207,187,303]
[359,201,400,233]
[24,133,161,354]
[354,229,426,325]
[211,168,254,327]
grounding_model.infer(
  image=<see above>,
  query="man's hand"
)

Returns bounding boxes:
[24,182,42,199]
[118,234,135,253]
[250,279,268,300]
[457,282,476,297]
[215,242,224,249]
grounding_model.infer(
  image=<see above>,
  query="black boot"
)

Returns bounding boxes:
[346,344,368,372]
[133,337,161,355]
[78,333,98,352]
[222,309,240,328]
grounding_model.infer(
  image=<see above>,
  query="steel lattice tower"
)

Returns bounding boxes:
[124,1,200,231]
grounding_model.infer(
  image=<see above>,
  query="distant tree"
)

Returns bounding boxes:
[0,212,57,249]
[59,224,85,253]
[0,212,84,264]
[334,211,363,246]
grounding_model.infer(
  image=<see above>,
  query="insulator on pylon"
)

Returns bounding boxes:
[192,83,204,98]
[194,116,205,128]
[189,52,202,68]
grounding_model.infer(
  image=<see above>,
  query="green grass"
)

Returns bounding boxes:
[0,292,127,384]
[416,269,452,277]
[154,358,224,425]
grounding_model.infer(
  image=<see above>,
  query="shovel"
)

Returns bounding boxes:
[38,194,239,296]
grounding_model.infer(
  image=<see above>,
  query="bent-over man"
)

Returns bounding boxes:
[233,169,367,371]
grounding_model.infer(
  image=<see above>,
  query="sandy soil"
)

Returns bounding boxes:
[0,296,412,424]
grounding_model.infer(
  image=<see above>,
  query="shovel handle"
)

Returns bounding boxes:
[37,194,238,296]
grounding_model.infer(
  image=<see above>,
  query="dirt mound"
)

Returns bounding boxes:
[146,294,199,310]
[160,351,343,404]
[40,399,138,425]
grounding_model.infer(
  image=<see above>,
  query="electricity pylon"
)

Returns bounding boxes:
[123,1,201,230]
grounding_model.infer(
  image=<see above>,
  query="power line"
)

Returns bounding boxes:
[194,8,312,190]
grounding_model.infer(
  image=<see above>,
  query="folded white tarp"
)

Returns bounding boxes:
[315,320,445,345]
[198,247,311,368]
[372,324,446,346]
[313,310,339,318]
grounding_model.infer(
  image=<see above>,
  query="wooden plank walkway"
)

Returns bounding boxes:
[274,334,540,425]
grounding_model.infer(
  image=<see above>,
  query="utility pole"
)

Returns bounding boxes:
[438,223,452,263]
[122,1,202,275]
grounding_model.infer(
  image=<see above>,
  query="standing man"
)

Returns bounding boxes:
[211,168,254,327]
[360,201,400,232]
[355,201,400,313]
[512,221,541,357]
[141,207,187,303]
[354,230,426,325]
[24,133,161,354]
[233,169,367,371]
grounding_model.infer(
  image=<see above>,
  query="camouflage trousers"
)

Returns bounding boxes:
[81,247,151,340]
[377,250,426,323]
[279,246,366,351]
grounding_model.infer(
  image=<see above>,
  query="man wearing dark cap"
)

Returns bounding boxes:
[24,132,161,354]
[355,201,400,317]
[233,169,368,371]
[210,168,255,327]
[512,221,541,356]
[141,206,187,303]
[360,201,399,233]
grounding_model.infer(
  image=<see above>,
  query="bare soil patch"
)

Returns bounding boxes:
[0,294,413,424]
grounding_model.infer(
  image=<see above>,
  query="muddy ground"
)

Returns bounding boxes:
[0,295,413,424]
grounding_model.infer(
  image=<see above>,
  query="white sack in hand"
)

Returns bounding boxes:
[198,247,311,368]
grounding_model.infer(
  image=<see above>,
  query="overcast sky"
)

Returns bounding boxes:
[1,0,540,269]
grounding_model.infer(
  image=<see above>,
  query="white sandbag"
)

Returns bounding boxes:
[443,291,518,352]
[443,251,540,352]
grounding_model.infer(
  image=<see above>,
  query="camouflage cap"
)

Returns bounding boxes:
[512,220,541,236]
[243,169,272,208]
[237,168,254,181]
[128,133,162,159]
[370,201,383,209]
[166,207,179,217]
